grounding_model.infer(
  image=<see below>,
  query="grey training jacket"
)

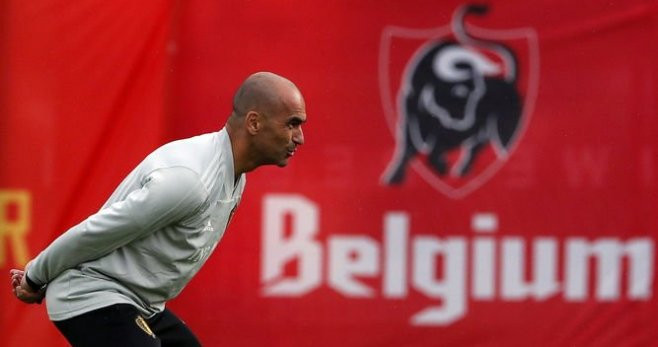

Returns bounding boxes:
[28,128,245,321]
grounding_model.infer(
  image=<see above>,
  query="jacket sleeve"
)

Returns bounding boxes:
[26,166,207,286]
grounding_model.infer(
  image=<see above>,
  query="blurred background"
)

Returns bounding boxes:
[1,0,657,346]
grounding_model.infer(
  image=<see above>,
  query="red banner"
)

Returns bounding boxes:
[2,1,658,346]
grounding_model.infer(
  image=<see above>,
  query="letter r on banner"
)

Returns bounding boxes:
[0,190,31,267]
[261,194,321,296]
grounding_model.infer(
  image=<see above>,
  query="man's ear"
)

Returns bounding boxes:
[245,111,260,135]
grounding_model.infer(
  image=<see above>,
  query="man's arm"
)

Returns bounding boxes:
[24,167,207,290]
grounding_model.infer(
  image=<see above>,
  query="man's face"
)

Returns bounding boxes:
[256,94,306,167]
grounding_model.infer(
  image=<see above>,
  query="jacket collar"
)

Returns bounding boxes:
[217,128,244,200]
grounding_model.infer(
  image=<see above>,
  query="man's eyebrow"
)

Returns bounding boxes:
[288,115,306,123]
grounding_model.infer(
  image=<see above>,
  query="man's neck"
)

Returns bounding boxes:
[225,122,255,180]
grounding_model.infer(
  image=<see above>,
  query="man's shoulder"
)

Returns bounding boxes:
[144,166,209,207]
[156,132,218,158]
[143,132,220,174]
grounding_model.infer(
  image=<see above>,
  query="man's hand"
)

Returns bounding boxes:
[9,269,45,304]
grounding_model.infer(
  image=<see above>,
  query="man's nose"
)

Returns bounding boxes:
[293,127,304,145]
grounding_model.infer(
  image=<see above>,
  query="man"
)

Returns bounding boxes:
[9,71,306,346]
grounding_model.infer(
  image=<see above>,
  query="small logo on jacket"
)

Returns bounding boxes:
[379,4,539,198]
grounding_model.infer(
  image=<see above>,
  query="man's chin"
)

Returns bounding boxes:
[261,156,290,168]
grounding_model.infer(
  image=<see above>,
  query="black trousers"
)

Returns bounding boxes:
[53,304,202,347]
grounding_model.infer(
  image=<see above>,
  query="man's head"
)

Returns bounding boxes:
[228,72,306,172]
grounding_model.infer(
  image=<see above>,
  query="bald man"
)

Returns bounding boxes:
[9,72,306,346]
